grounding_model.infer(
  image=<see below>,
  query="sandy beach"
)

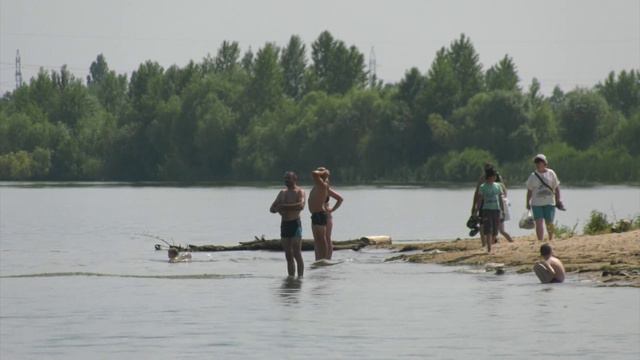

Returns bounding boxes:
[385,230,640,287]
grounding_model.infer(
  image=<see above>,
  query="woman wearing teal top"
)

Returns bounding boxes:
[475,168,504,253]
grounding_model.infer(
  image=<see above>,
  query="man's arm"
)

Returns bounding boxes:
[544,260,557,276]
[327,188,343,213]
[471,183,481,215]
[555,186,565,210]
[311,169,329,187]
[526,189,532,210]
[277,189,306,210]
[500,183,508,197]
[270,191,283,213]
[278,201,304,210]
[299,189,306,210]
[474,189,483,214]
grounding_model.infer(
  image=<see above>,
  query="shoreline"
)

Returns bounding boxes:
[383,230,640,287]
[1,180,639,189]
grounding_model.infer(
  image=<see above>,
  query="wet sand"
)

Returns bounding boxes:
[385,230,640,287]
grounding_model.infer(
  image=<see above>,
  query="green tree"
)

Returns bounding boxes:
[193,97,237,177]
[87,54,109,85]
[119,61,166,179]
[214,41,241,73]
[485,55,519,92]
[241,47,254,74]
[423,48,458,117]
[310,31,366,94]
[396,67,427,112]
[443,148,497,181]
[596,70,640,117]
[246,43,283,115]
[526,77,543,108]
[559,89,611,150]
[614,112,640,156]
[527,101,558,146]
[447,34,484,106]
[280,35,307,100]
[452,90,534,162]
[87,54,128,115]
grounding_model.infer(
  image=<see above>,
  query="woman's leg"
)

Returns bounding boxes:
[532,206,545,241]
[326,216,333,260]
[499,221,513,242]
[535,219,545,241]
[312,225,327,260]
[544,205,556,241]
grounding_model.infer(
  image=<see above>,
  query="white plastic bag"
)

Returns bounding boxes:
[502,197,511,221]
[518,210,535,229]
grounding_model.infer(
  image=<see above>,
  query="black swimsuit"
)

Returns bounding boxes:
[281,218,302,238]
[311,212,328,226]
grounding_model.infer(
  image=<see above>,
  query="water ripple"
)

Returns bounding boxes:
[0,272,253,279]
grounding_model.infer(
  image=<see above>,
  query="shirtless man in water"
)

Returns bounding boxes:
[270,171,305,277]
[308,167,331,260]
[533,244,566,283]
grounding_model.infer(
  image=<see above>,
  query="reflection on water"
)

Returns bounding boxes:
[0,271,252,280]
[278,276,303,305]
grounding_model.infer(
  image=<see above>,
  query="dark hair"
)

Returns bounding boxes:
[540,244,552,256]
[284,171,298,181]
[168,248,179,257]
[485,168,497,178]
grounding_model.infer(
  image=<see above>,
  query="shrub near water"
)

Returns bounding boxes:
[583,210,611,235]
[553,221,578,239]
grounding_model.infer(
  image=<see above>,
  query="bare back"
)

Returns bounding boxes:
[548,256,566,282]
[309,182,328,213]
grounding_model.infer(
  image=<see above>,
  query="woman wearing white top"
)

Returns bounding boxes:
[526,154,565,241]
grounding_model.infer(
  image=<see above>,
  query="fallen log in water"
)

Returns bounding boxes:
[156,235,392,252]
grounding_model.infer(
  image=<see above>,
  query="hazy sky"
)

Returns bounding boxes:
[1,0,638,95]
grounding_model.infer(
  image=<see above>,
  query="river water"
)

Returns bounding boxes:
[1,184,639,359]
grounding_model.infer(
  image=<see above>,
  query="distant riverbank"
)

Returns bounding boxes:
[385,230,640,287]
[2,180,639,189]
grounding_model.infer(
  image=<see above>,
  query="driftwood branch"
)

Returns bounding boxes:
[155,236,391,252]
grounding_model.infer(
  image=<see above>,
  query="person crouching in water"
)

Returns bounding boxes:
[309,167,331,260]
[475,168,504,253]
[168,248,192,263]
[533,244,566,283]
[270,171,306,277]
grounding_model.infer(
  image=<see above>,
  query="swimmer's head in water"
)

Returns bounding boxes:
[284,171,298,187]
[168,248,179,259]
[540,243,552,258]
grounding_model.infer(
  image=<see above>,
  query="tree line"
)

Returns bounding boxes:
[1,32,639,184]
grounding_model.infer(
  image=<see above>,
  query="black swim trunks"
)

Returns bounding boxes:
[311,212,328,226]
[281,218,302,238]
